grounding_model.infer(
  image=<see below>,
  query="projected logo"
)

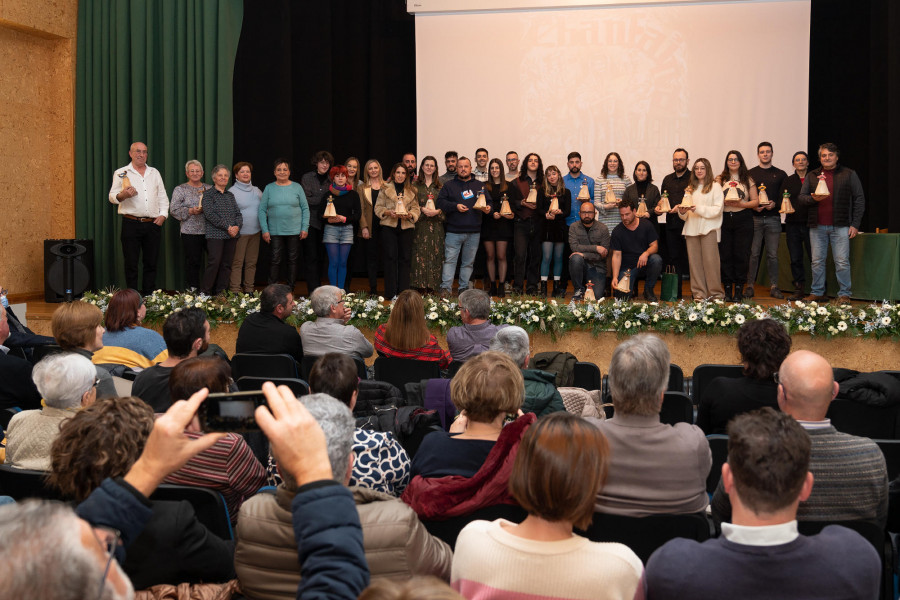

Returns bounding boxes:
[515,10,688,170]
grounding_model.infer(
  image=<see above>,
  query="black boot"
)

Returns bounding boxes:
[540,280,548,297]
[788,281,804,301]
[498,282,506,298]
[724,283,734,303]
[552,280,566,298]
[489,282,497,297]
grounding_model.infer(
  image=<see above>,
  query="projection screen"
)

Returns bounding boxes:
[413,0,810,177]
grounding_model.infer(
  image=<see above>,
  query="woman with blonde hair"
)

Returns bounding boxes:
[451,412,643,599]
[345,156,362,190]
[50,300,116,398]
[374,290,450,368]
[537,165,572,297]
[376,163,421,298]
[357,159,385,294]
[678,158,725,300]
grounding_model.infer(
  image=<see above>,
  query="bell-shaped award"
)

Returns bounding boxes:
[323,195,337,218]
[605,185,617,205]
[119,172,132,191]
[500,193,513,216]
[395,192,408,216]
[525,182,537,206]
[583,281,596,302]
[758,183,771,206]
[614,269,632,294]
[657,191,671,212]
[680,186,694,208]
[814,172,829,196]
[725,182,740,202]
[779,190,795,214]
[548,194,559,213]
[636,197,649,218]
[473,188,487,209]
[577,179,590,201]
[425,191,435,211]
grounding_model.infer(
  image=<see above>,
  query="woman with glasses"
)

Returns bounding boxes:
[716,151,759,302]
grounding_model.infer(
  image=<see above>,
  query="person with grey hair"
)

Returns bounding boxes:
[592,334,710,516]
[170,159,211,289]
[5,352,98,471]
[235,393,452,597]
[300,286,374,359]
[488,326,564,416]
[446,289,506,362]
[201,164,243,295]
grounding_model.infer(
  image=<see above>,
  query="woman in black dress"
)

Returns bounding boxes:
[483,158,517,297]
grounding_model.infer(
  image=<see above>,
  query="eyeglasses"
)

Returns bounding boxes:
[93,527,122,600]
[773,371,788,396]
[92,378,101,389]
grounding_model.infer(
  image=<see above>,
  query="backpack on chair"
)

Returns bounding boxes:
[531,351,578,387]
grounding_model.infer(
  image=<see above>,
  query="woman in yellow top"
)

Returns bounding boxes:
[92,288,168,369]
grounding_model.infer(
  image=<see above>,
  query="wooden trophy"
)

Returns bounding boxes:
[473,188,487,210]
[577,179,591,201]
[680,186,694,208]
[583,281,596,302]
[548,194,559,213]
[724,181,740,202]
[500,193,513,216]
[636,197,649,218]
[119,172,132,192]
[614,269,632,294]
[813,172,829,197]
[657,191,671,212]
[525,182,537,206]
[196,185,204,210]
[323,195,337,218]
[425,191,436,211]
[605,185,617,206]
[395,193,408,216]
[758,183,771,207]
[779,189,795,214]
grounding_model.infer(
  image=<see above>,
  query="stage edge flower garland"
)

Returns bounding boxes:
[81,290,900,341]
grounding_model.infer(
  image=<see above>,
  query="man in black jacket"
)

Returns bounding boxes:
[0,304,42,412]
[236,284,303,364]
[798,142,865,304]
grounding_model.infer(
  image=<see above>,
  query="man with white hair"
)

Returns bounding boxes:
[0,303,42,412]
[447,288,505,362]
[489,326,564,416]
[5,352,98,471]
[593,334,710,516]
[235,393,451,597]
[300,286,373,359]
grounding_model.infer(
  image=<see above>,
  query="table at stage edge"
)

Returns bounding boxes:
[757,233,900,301]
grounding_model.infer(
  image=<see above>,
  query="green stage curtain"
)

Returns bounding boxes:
[75,0,243,290]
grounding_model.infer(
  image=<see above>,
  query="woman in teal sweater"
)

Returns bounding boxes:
[259,158,310,291]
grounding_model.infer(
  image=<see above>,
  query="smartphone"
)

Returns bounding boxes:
[201,390,267,432]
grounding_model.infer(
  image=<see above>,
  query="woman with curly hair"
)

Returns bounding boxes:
[49,396,234,590]
[92,288,167,370]
[696,319,791,434]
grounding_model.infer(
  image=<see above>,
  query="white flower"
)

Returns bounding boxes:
[532,315,539,322]
[808,318,815,324]
[652,314,659,322]
[428,311,438,320]
[703,317,713,324]
[507,317,514,324]
[882,317,892,325]
[688,313,698,322]
[439,320,446,326]
[816,307,828,315]
[734,314,746,324]
[706,308,714,315]
[674,312,681,321]
[194,302,202,308]
[859,310,867,319]
[307,309,314,315]
[837,321,848,331]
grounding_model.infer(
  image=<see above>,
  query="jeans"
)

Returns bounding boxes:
[625,254,664,296]
[540,242,565,278]
[442,232,480,292]
[569,254,605,295]
[325,243,353,288]
[809,225,851,297]
[785,222,811,285]
[747,214,782,287]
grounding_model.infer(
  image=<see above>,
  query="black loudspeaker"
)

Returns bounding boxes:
[44,239,94,303]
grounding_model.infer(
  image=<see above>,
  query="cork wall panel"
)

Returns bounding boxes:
[0,21,75,295]
[0,0,78,39]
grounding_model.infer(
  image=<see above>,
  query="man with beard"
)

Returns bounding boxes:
[610,201,662,302]
[560,152,597,297]
[505,151,520,181]
[402,152,417,179]
[131,307,211,412]
[568,201,610,301]
[440,150,458,184]
[473,148,490,182]
[659,148,691,298]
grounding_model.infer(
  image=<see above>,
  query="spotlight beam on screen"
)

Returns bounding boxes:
[412,0,810,179]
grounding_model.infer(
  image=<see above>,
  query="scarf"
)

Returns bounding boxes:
[329,182,352,196]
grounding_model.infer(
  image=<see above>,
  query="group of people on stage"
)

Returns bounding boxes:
[109,141,865,303]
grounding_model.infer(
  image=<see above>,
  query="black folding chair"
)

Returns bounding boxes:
[691,364,743,404]
[231,353,299,380]
[706,434,729,495]
[827,400,900,439]
[661,391,694,426]
[447,360,465,378]
[300,354,367,381]
[31,344,64,363]
[374,357,442,392]
[573,361,602,391]
[150,484,234,540]
[237,376,309,397]
[423,504,528,549]
[874,439,900,481]
[579,511,713,564]
[0,464,63,500]
[668,363,685,393]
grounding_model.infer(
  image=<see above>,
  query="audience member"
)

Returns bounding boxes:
[446,289,505,362]
[235,393,451,598]
[49,396,234,590]
[489,326,564,416]
[375,290,451,369]
[5,353,97,471]
[132,307,210,412]
[162,356,267,525]
[0,303,42,411]
[308,353,410,495]
[0,286,55,356]
[50,300,116,399]
[236,283,303,364]
[92,288,168,369]
[300,286,374,359]
[592,334,711,516]
[697,319,790,434]
[452,413,642,599]
[712,350,888,527]
[645,408,879,599]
